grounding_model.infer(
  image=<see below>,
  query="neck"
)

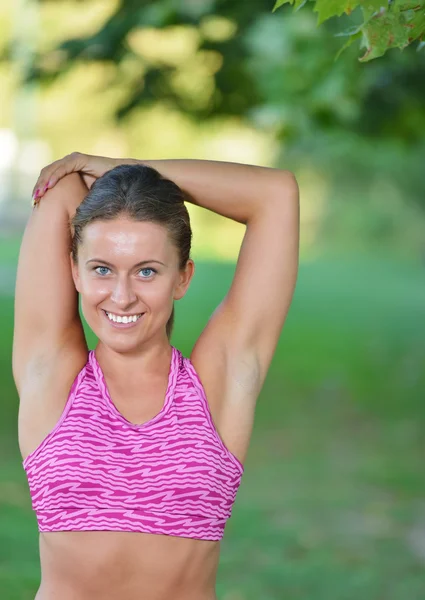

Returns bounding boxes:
[94,340,172,383]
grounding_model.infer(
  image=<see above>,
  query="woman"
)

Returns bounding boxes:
[13,152,299,600]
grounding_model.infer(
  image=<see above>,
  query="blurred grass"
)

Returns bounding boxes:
[0,244,425,599]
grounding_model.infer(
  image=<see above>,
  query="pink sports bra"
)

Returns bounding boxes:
[22,346,244,541]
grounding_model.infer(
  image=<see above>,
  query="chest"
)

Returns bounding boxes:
[105,379,168,426]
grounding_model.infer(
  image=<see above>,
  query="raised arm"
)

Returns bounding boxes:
[13,173,88,394]
[127,158,289,225]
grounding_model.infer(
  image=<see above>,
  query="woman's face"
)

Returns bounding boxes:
[71,216,194,352]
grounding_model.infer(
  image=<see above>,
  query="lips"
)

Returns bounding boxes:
[102,309,144,329]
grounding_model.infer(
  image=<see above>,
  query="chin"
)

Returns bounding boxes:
[86,318,140,352]
[100,335,141,354]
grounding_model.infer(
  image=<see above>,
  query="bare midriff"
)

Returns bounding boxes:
[35,531,220,600]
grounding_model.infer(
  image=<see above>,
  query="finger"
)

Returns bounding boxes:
[31,158,65,199]
[31,171,60,204]
[31,180,50,203]
[31,169,60,203]
[31,153,83,201]
[31,152,84,196]
[31,159,69,199]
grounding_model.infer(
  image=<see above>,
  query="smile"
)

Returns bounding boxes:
[102,310,144,326]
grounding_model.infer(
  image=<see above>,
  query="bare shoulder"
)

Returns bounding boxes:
[189,327,262,467]
[18,340,88,462]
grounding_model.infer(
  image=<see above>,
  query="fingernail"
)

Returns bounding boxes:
[32,189,40,200]
[43,183,48,193]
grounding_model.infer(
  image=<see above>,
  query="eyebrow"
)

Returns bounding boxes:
[86,259,166,267]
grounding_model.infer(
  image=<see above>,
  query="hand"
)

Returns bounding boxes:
[32,152,119,206]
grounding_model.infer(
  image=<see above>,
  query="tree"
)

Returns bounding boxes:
[274,0,425,61]
[2,0,424,147]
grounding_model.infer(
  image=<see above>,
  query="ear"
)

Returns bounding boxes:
[70,253,81,293]
[173,259,195,301]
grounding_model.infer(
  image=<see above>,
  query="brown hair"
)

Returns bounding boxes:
[71,163,192,340]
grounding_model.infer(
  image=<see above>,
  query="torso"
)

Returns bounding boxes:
[36,530,219,600]
[19,343,257,600]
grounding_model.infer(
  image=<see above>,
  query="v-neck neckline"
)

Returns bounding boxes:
[90,346,177,429]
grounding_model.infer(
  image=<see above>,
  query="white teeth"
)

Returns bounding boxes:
[105,311,142,323]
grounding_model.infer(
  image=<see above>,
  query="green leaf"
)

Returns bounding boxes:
[294,0,309,9]
[272,0,424,59]
[361,2,391,20]
[360,10,412,60]
[313,0,385,25]
[334,30,363,60]
[272,0,295,11]
[272,0,308,11]
[314,0,354,24]
[391,1,425,46]
[392,0,425,10]
[359,0,425,59]
[405,7,425,42]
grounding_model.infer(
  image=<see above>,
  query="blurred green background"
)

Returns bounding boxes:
[1,1,425,599]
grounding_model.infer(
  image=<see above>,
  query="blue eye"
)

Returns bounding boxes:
[93,266,157,278]
[139,268,156,278]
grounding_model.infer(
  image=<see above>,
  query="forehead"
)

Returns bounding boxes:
[80,217,175,263]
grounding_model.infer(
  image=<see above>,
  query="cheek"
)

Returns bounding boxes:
[79,276,110,303]
[79,284,108,329]
[151,280,175,305]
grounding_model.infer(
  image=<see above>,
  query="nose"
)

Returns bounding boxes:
[110,275,137,309]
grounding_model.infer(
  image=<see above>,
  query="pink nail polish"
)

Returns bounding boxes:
[33,189,40,199]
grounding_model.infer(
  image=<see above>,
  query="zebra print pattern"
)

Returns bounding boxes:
[23,346,244,541]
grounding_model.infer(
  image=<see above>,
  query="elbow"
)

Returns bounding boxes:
[277,170,299,200]
[272,171,300,227]
[264,171,299,215]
